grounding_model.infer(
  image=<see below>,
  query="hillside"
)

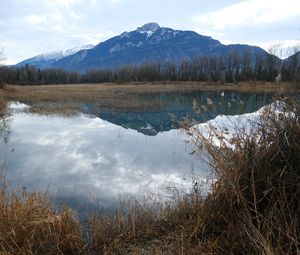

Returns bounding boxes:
[16,23,269,72]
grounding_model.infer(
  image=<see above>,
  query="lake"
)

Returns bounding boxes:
[0,90,272,219]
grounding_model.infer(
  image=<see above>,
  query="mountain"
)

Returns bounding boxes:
[284,51,300,64]
[15,44,94,69]
[16,23,269,72]
[280,51,300,80]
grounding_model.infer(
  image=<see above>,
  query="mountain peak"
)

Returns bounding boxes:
[137,22,160,33]
[16,24,268,72]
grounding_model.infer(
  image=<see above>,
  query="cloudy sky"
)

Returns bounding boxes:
[1,0,300,64]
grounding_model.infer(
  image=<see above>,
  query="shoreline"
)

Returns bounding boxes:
[6,81,295,93]
[1,81,291,114]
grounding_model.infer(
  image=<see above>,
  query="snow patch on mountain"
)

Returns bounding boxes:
[137,22,160,32]
[33,44,94,61]
[64,44,94,56]
[137,22,160,39]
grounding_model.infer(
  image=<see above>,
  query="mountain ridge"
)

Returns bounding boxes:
[15,44,94,69]
[15,23,271,72]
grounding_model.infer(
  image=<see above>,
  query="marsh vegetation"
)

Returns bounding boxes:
[0,81,289,115]
[0,93,299,254]
[0,78,299,254]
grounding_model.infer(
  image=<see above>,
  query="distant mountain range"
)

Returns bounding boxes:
[15,22,271,72]
[15,44,94,69]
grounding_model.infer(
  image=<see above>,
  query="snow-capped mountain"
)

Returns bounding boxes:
[15,44,94,69]
[52,22,224,71]
[136,22,161,38]
[16,23,268,72]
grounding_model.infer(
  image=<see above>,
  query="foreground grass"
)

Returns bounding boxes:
[0,94,299,254]
[0,190,85,254]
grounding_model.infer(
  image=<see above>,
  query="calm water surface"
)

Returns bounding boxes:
[0,90,272,218]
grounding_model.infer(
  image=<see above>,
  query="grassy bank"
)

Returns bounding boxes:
[0,94,299,254]
[1,82,295,114]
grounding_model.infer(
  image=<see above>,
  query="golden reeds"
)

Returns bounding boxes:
[0,185,85,254]
[0,90,5,113]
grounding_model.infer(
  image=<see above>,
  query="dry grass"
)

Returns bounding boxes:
[182,97,300,254]
[5,81,295,96]
[0,184,86,254]
[88,196,211,254]
[2,85,23,93]
[0,85,7,113]
[0,93,5,113]
[2,82,295,113]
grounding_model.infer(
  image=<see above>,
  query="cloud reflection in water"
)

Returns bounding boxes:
[3,112,208,216]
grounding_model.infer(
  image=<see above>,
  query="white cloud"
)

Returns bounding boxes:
[25,15,47,26]
[110,0,122,5]
[192,0,300,58]
[54,0,77,7]
[195,0,300,30]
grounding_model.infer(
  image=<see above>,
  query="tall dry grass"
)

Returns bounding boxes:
[0,90,5,113]
[0,84,21,113]
[0,184,86,254]
[182,97,300,254]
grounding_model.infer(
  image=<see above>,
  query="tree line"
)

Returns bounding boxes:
[0,49,299,85]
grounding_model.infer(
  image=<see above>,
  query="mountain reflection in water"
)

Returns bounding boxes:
[83,90,272,135]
